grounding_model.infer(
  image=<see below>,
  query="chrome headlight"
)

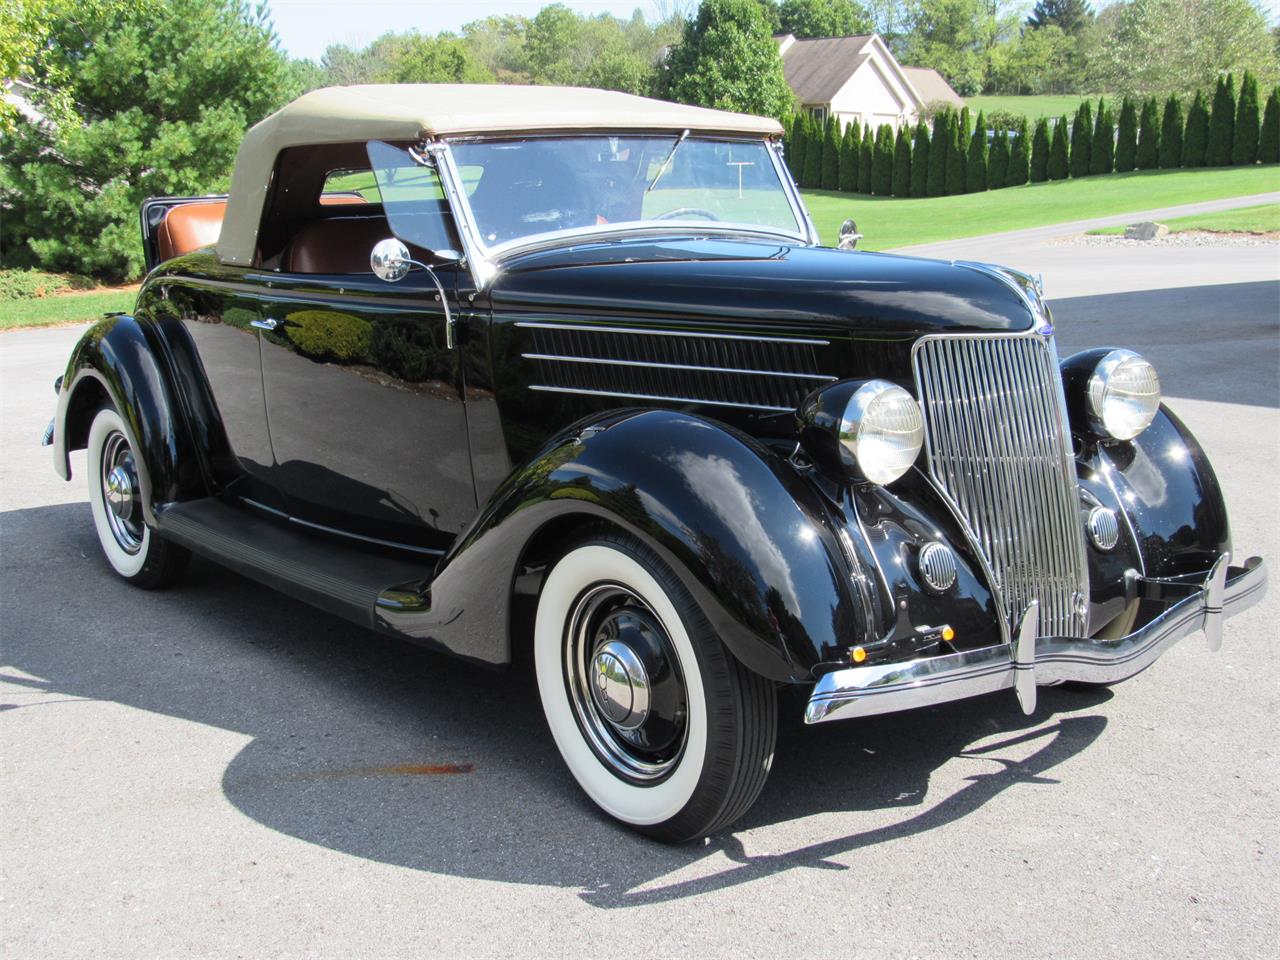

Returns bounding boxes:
[798,379,924,485]
[1087,349,1161,441]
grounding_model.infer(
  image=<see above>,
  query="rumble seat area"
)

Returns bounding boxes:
[156,201,226,262]
[281,215,394,274]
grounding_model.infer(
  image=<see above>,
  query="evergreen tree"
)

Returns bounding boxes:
[892,126,912,197]
[838,122,859,192]
[1048,116,1070,180]
[1207,74,1236,166]
[858,133,873,193]
[966,111,988,191]
[1136,96,1161,170]
[1069,100,1092,177]
[1026,0,1094,34]
[785,113,806,182]
[821,116,840,190]
[801,114,823,187]
[946,114,967,195]
[1030,117,1050,182]
[1008,117,1031,186]
[910,119,931,197]
[872,124,894,195]
[1090,98,1114,175]
[1232,71,1260,165]
[1182,90,1210,167]
[958,106,971,139]
[927,111,949,197]
[1159,94,1184,169]
[1114,97,1138,173]
[1260,87,1280,164]
[988,128,1010,190]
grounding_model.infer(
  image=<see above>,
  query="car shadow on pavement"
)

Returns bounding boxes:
[2,502,1112,909]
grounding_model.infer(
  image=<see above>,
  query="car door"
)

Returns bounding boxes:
[255,157,475,554]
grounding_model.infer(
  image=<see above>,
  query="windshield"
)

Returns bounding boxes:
[448,135,802,248]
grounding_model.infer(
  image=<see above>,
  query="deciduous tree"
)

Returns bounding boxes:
[778,0,873,37]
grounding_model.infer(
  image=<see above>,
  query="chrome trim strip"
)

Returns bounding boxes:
[527,384,794,413]
[240,497,447,557]
[765,138,821,246]
[521,353,836,381]
[515,320,828,346]
[805,556,1267,723]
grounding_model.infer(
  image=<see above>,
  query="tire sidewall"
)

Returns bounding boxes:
[534,543,709,827]
[87,407,150,578]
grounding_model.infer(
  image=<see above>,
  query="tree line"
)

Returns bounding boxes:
[785,72,1280,198]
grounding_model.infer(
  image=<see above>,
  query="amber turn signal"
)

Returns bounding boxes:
[851,646,867,663]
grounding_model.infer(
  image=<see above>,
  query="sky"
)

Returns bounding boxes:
[265,0,1280,62]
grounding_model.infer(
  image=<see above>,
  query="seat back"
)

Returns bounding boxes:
[156,201,226,262]
[282,216,393,274]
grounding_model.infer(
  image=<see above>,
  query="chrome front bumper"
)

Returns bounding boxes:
[805,554,1268,724]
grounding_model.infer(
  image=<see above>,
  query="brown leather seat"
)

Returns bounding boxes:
[156,201,225,262]
[282,216,394,274]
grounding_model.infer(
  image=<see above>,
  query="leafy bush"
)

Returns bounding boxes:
[285,310,373,362]
[0,268,95,301]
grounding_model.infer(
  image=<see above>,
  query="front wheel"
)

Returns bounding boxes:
[86,406,189,589]
[534,532,776,842]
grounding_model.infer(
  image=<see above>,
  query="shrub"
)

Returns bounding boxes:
[0,268,95,300]
[966,111,988,192]
[987,128,1009,190]
[910,120,930,197]
[858,135,873,193]
[1233,71,1260,165]
[1160,94,1185,169]
[1136,96,1161,170]
[1261,87,1280,164]
[1114,97,1138,173]
[1090,99,1114,175]
[1069,101,1093,178]
[820,117,841,190]
[1008,118,1031,187]
[838,122,860,192]
[927,111,949,197]
[1182,91,1210,167]
[892,126,912,197]
[1030,117,1050,183]
[872,124,894,196]
[946,115,967,195]
[1048,116,1070,180]
[286,310,373,362]
[1207,74,1236,166]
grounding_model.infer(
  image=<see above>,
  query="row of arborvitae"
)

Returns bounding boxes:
[784,72,1280,198]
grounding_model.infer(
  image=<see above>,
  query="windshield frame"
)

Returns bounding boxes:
[427,132,818,287]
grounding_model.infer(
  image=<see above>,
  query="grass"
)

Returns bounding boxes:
[964,94,1103,122]
[801,165,1280,250]
[0,289,137,331]
[1088,202,1280,235]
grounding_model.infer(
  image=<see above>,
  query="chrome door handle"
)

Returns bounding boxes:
[251,318,279,331]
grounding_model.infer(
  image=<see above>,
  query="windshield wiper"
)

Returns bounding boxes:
[645,129,690,193]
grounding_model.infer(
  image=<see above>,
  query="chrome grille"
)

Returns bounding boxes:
[913,333,1089,639]
[519,321,833,413]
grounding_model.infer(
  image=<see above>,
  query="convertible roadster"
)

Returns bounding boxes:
[45,85,1267,841]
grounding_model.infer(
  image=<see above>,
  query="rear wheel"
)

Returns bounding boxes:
[534,531,775,842]
[86,406,189,589]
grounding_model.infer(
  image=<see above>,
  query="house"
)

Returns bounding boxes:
[777,34,963,132]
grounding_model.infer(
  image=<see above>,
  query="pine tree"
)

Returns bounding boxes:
[858,132,873,193]
[1207,74,1236,166]
[821,117,840,190]
[1008,117,1031,186]
[910,119,930,197]
[1182,90,1210,167]
[1159,94,1184,169]
[870,125,893,195]
[927,111,949,197]
[1069,101,1092,177]
[838,122,859,192]
[1114,97,1138,173]
[1090,99,1114,175]
[1048,116,1070,180]
[1136,96,1161,170]
[1030,117,1050,182]
[947,114,967,195]
[892,126,912,197]
[1260,87,1280,164]
[785,114,805,182]
[1232,71,1260,165]
[966,111,988,191]
[988,128,1010,190]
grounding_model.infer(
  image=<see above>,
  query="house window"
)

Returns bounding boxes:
[809,107,827,124]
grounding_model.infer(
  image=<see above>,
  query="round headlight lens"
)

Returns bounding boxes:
[1087,350,1161,441]
[841,381,924,485]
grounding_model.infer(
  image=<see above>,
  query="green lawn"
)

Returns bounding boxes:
[964,94,1102,122]
[1089,202,1280,235]
[0,290,136,331]
[801,165,1280,250]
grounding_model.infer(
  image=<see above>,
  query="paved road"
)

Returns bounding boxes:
[2,236,1277,957]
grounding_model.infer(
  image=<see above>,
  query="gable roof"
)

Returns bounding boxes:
[901,68,964,108]
[779,35,875,105]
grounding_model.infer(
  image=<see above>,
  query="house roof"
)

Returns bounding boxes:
[779,35,875,105]
[901,68,964,108]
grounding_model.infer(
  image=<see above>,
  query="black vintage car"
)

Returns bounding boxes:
[46,85,1267,841]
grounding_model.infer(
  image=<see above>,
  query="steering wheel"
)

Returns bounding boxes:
[653,207,722,222]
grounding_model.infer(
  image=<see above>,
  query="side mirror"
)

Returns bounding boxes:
[838,219,862,251]
[371,237,463,282]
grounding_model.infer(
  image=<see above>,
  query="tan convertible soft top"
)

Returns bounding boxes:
[216,84,785,265]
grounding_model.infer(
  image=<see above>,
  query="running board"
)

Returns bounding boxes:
[154,498,437,630]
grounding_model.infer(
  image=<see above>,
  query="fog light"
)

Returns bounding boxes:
[919,541,957,592]
[1087,506,1120,551]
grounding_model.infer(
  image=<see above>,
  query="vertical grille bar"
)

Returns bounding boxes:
[913,333,1089,639]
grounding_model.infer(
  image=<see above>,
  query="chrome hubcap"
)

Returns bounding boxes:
[100,432,143,554]
[105,465,134,521]
[565,583,688,783]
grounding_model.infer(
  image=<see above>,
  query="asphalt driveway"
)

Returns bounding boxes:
[2,230,1277,957]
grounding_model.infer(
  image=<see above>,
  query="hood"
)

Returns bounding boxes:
[489,237,1036,336]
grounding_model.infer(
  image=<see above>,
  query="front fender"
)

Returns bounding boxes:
[395,409,871,681]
